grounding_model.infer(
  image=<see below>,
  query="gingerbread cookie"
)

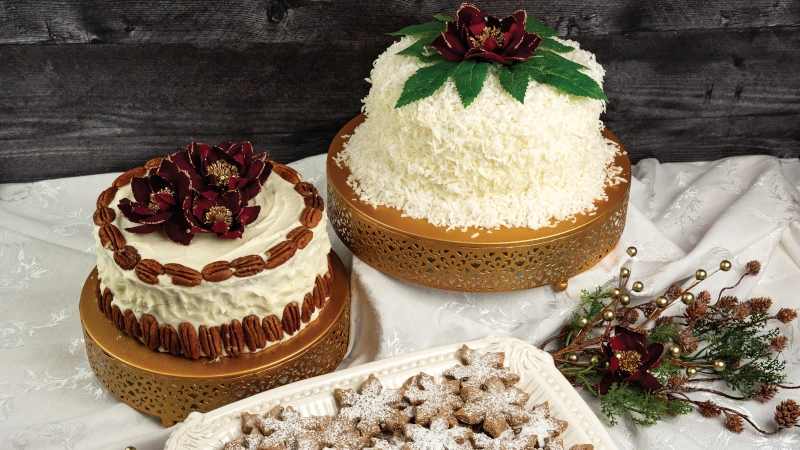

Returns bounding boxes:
[246,405,330,450]
[513,402,568,448]
[454,377,529,437]
[335,374,410,437]
[223,429,266,450]
[445,346,520,388]
[403,415,473,450]
[471,429,536,450]
[404,373,463,426]
[323,417,370,450]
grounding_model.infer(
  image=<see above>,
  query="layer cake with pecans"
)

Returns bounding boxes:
[92,142,332,359]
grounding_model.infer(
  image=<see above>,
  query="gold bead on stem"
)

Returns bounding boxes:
[668,344,682,358]
[695,269,707,280]
[590,355,602,365]
[602,310,616,322]
[686,367,698,377]
[713,360,726,372]
[577,316,590,328]
[632,281,644,292]
[620,268,631,278]
[720,260,732,271]
[618,294,631,306]
[126,447,137,450]
[655,296,669,308]
[627,246,638,257]
[566,353,578,362]
[604,361,610,369]
[681,292,695,305]
[609,287,621,298]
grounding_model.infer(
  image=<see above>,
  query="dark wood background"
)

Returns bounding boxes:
[1,1,799,182]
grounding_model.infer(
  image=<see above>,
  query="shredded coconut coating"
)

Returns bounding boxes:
[337,37,623,230]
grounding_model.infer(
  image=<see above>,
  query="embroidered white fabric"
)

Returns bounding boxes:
[0,154,799,449]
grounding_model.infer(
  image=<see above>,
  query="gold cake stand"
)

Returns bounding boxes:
[80,251,350,427]
[327,115,631,292]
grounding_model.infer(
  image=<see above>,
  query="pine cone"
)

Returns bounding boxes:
[732,305,749,320]
[717,296,739,310]
[687,297,709,320]
[752,384,779,403]
[666,284,683,300]
[699,400,722,418]
[745,260,761,276]
[655,316,674,327]
[725,414,745,433]
[745,297,772,314]
[696,290,711,303]
[667,376,688,390]
[622,308,639,325]
[775,399,800,429]
[776,308,798,324]
[640,300,657,317]
[678,328,698,353]
[770,336,789,353]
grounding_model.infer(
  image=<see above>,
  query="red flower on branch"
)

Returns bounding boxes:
[599,326,664,395]
[431,3,542,65]
[185,189,260,240]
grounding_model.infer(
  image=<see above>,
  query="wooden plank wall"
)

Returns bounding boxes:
[1,1,798,182]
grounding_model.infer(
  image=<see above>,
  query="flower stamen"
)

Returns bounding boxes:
[207,160,240,187]
[204,205,233,226]
[617,350,642,373]
[469,26,504,48]
[148,187,174,211]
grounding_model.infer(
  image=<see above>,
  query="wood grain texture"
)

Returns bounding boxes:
[0,1,798,182]
[1,1,798,45]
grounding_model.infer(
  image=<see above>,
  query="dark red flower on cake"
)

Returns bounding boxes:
[599,326,664,395]
[170,141,272,202]
[185,189,260,240]
[431,3,542,65]
[117,159,195,245]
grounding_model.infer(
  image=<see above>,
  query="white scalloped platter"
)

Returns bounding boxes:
[165,335,617,450]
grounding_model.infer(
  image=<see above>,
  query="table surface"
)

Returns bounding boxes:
[1,154,799,449]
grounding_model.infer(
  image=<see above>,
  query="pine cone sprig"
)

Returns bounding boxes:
[666,284,683,300]
[769,336,789,353]
[745,297,772,314]
[717,296,739,310]
[776,308,798,324]
[699,401,722,418]
[725,414,745,433]
[752,384,779,403]
[775,399,800,429]
[745,260,761,276]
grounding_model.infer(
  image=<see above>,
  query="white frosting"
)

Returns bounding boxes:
[337,36,624,231]
[94,173,331,354]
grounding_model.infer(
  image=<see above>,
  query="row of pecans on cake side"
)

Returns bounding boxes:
[95,255,333,359]
[93,160,325,286]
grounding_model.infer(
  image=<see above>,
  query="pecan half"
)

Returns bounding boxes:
[201,261,233,282]
[164,263,202,287]
[295,181,318,196]
[135,259,165,284]
[199,325,222,358]
[114,245,141,270]
[221,320,245,357]
[141,314,160,350]
[302,294,315,323]
[304,193,325,211]
[111,305,125,332]
[99,224,126,251]
[96,186,118,208]
[95,280,102,311]
[230,255,265,277]
[282,302,301,335]
[144,157,163,170]
[265,241,297,269]
[313,275,326,309]
[263,315,283,342]
[323,272,333,295]
[243,315,267,352]
[300,206,323,228]
[124,309,142,339]
[113,166,147,187]
[273,164,301,184]
[178,322,201,360]
[102,288,113,319]
[287,226,313,250]
[93,206,116,226]
[160,324,182,356]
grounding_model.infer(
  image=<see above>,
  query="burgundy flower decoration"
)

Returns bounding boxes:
[431,3,542,65]
[170,141,272,202]
[599,326,664,395]
[185,189,260,240]
[117,158,195,245]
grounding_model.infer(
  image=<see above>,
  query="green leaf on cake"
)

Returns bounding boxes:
[498,65,530,104]
[525,17,558,38]
[396,60,459,108]
[397,37,441,62]
[388,20,446,36]
[434,14,455,22]
[453,60,489,107]
[539,37,573,53]
[519,53,607,101]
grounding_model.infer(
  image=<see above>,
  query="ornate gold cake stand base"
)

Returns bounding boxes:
[327,115,631,292]
[80,251,350,427]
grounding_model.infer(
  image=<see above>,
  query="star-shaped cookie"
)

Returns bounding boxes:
[444,346,520,389]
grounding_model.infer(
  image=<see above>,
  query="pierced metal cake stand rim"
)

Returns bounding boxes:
[326,114,631,247]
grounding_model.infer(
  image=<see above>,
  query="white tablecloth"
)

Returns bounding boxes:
[1,154,799,450]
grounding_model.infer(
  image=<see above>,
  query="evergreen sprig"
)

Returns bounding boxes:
[599,382,693,426]
[388,14,606,108]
